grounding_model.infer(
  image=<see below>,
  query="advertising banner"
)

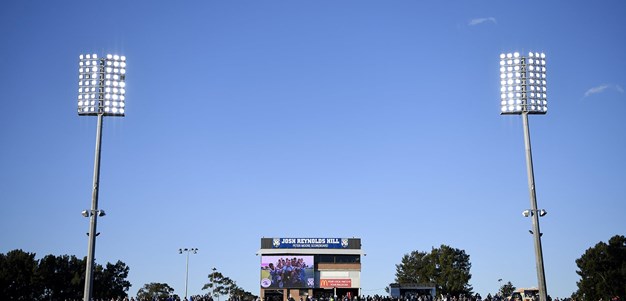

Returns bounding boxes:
[320,279,352,288]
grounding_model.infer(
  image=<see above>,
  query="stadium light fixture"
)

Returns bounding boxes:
[78,53,127,301]
[499,52,547,115]
[78,54,127,116]
[179,248,199,300]
[499,51,548,301]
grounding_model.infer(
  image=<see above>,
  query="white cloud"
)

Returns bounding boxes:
[584,84,609,97]
[468,17,496,26]
[584,84,624,97]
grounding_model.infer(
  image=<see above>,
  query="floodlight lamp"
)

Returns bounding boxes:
[98,210,106,217]
[522,210,531,217]
[78,52,127,116]
[82,210,90,217]
[539,209,547,217]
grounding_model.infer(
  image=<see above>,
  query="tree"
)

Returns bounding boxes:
[230,284,258,301]
[395,244,473,296]
[0,249,40,300]
[36,254,84,300]
[396,250,432,285]
[137,282,175,301]
[203,268,257,301]
[575,235,626,301]
[203,269,231,300]
[0,249,131,301]
[499,281,516,298]
[93,260,131,299]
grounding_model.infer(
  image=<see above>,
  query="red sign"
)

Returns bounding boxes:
[320,279,352,288]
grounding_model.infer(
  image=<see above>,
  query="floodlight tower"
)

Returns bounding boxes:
[78,53,127,301]
[499,51,548,301]
[179,248,199,300]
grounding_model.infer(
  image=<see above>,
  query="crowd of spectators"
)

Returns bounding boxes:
[270,293,578,301]
[72,292,594,301]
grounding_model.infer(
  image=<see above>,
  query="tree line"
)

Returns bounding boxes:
[0,249,130,300]
[136,269,257,301]
[394,235,625,300]
[2,234,623,301]
[0,249,257,301]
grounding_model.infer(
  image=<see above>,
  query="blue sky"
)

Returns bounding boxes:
[1,0,625,298]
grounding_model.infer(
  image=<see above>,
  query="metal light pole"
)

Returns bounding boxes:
[521,111,548,301]
[499,51,548,301]
[179,248,199,300]
[78,53,127,301]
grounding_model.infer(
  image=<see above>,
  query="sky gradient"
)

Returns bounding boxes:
[1,0,625,298]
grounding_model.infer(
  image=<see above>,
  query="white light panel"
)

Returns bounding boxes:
[78,53,126,116]
[499,52,547,115]
[78,54,100,115]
